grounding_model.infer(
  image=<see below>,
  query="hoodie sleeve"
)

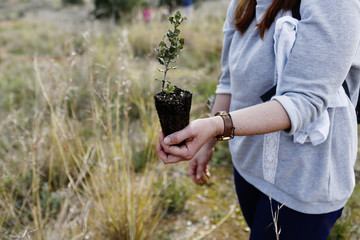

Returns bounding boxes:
[215,0,237,94]
[272,0,360,134]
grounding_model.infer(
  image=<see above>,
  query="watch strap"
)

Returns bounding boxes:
[214,111,235,141]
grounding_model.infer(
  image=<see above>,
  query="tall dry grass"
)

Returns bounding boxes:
[0,2,230,236]
[0,19,171,239]
[2,1,357,239]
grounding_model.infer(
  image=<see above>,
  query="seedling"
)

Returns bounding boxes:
[155,11,186,94]
[153,11,192,138]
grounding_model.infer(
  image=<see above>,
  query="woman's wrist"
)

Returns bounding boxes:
[210,115,225,137]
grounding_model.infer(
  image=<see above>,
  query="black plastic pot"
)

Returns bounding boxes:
[154,86,192,137]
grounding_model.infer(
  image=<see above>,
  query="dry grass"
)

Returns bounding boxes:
[0,14,169,239]
[0,1,359,239]
[0,1,229,239]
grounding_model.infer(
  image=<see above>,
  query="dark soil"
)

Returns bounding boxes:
[154,87,192,137]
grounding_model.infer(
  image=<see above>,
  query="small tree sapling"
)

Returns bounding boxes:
[155,11,186,94]
[153,11,192,138]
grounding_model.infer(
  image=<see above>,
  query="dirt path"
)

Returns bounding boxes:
[159,162,250,240]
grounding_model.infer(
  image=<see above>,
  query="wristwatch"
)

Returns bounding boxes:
[214,111,235,141]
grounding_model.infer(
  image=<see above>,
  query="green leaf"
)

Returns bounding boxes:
[168,85,176,92]
[175,11,181,20]
[159,41,166,47]
[169,46,176,54]
[165,51,171,59]
[179,38,184,45]
[167,31,174,39]
[158,57,165,65]
[164,85,176,95]
[160,49,166,56]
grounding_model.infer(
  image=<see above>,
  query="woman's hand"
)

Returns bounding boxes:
[156,117,222,164]
[188,141,215,185]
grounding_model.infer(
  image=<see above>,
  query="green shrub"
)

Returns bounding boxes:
[161,179,190,214]
[158,0,205,12]
[328,183,360,239]
[62,0,84,5]
[92,0,143,22]
[158,0,182,12]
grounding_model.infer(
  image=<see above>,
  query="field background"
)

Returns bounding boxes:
[0,0,359,239]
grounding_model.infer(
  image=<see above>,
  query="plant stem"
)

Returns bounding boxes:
[162,62,169,91]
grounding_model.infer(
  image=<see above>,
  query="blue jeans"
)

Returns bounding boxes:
[233,167,343,240]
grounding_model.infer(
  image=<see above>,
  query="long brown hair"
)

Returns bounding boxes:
[233,0,300,38]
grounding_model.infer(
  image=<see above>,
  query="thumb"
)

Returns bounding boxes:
[164,126,192,145]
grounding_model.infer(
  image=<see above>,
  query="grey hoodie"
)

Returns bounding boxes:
[216,0,360,214]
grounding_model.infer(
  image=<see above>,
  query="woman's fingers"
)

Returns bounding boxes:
[163,125,193,145]
[196,163,205,181]
[204,168,211,179]
[188,158,212,186]
[156,142,167,162]
[157,131,188,164]
[160,135,197,161]
[157,143,186,164]
[189,159,200,184]
[197,166,211,185]
[158,118,215,164]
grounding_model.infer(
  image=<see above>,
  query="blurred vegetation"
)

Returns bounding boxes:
[161,179,191,215]
[91,0,205,22]
[0,0,230,239]
[62,0,84,5]
[327,177,360,240]
[92,0,143,22]
[159,0,204,12]
[0,0,359,239]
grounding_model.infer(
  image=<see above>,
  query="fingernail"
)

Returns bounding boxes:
[164,137,170,144]
[196,174,200,179]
